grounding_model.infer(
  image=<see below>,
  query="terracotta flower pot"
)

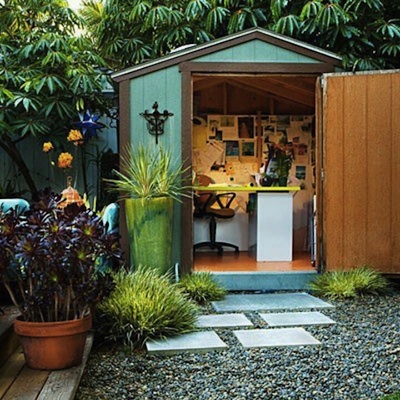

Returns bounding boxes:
[14,314,92,370]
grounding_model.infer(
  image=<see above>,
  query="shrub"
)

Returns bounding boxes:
[177,272,227,304]
[96,267,198,349]
[309,265,390,299]
[381,393,400,400]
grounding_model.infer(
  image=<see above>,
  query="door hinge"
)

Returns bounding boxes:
[321,169,325,181]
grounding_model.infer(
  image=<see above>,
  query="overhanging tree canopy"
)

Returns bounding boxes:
[80,0,400,71]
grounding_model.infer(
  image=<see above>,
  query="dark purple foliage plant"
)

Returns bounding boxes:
[0,195,123,322]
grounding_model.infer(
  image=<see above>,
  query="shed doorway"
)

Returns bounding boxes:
[180,69,400,276]
[185,72,319,273]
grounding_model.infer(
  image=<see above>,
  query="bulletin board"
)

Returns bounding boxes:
[193,114,314,185]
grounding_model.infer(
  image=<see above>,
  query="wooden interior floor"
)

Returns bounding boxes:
[194,251,315,272]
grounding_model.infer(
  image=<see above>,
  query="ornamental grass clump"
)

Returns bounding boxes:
[309,265,390,299]
[382,393,400,400]
[96,267,198,349]
[177,272,227,304]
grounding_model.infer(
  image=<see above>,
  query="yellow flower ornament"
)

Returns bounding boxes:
[43,142,54,153]
[67,129,84,146]
[58,152,73,169]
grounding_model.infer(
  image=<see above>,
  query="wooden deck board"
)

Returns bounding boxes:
[0,333,93,400]
[1,365,50,400]
[0,349,25,399]
[0,306,20,367]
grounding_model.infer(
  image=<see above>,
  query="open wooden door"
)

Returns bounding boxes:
[317,70,400,273]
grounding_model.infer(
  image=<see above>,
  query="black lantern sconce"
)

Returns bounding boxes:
[139,102,173,144]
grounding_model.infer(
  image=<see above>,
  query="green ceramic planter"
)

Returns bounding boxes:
[125,197,174,274]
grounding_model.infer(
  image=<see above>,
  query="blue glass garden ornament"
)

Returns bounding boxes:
[74,110,105,141]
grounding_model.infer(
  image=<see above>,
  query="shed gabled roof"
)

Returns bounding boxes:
[111,27,342,82]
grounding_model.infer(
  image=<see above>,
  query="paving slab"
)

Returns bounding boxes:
[234,328,321,349]
[259,311,336,327]
[146,331,228,355]
[212,292,334,312]
[196,313,253,328]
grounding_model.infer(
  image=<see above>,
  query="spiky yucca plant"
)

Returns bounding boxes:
[309,265,390,299]
[96,267,198,348]
[105,144,191,203]
[177,272,227,304]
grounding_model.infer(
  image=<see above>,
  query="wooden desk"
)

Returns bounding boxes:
[194,185,301,261]
[194,185,301,192]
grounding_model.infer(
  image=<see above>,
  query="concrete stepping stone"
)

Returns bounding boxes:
[259,311,336,327]
[146,331,228,355]
[212,292,334,312]
[196,313,253,328]
[234,328,321,349]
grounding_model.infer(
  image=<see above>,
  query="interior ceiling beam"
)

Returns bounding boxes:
[193,77,227,92]
[222,79,309,109]
[224,78,274,98]
[226,77,315,108]
[261,77,316,96]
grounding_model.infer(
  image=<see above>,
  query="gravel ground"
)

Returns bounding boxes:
[76,289,400,400]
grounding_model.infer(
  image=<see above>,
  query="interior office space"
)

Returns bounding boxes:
[191,75,317,273]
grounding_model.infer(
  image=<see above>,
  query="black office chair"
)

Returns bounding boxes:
[193,175,239,255]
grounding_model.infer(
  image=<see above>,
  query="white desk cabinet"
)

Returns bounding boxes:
[248,192,294,261]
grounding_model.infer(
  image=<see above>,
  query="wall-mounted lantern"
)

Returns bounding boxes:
[139,102,173,144]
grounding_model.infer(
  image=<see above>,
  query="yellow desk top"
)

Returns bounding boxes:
[194,185,301,192]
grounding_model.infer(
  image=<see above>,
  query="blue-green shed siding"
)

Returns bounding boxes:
[129,65,182,267]
[196,40,321,63]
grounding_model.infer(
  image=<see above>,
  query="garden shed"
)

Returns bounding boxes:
[111,27,400,278]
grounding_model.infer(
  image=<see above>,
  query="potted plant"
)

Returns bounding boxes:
[105,144,190,274]
[274,151,293,187]
[0,194,123,370]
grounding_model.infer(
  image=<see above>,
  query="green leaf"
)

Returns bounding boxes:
[316,3,348,31]
[169,10,184,25]
[13,95,40,112]
[300,0,323,20]
[129,0,152,21]
[273,15,300,35]
[55,100,73,118]
[19,44,35,59]
[344,0,383,13]
[144,6,172,29]
[205,6,230,32]
[380,42,400,57]
[270,0,289,22]
[339,24,360,39]
[76,97,85,111]
[0,86,14,102]
[43,101,56,117]
[0,119,10,130]
[42,51,69,66]
[299,18,318,35]
[185,0,210,19]
[375,20,400,39]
